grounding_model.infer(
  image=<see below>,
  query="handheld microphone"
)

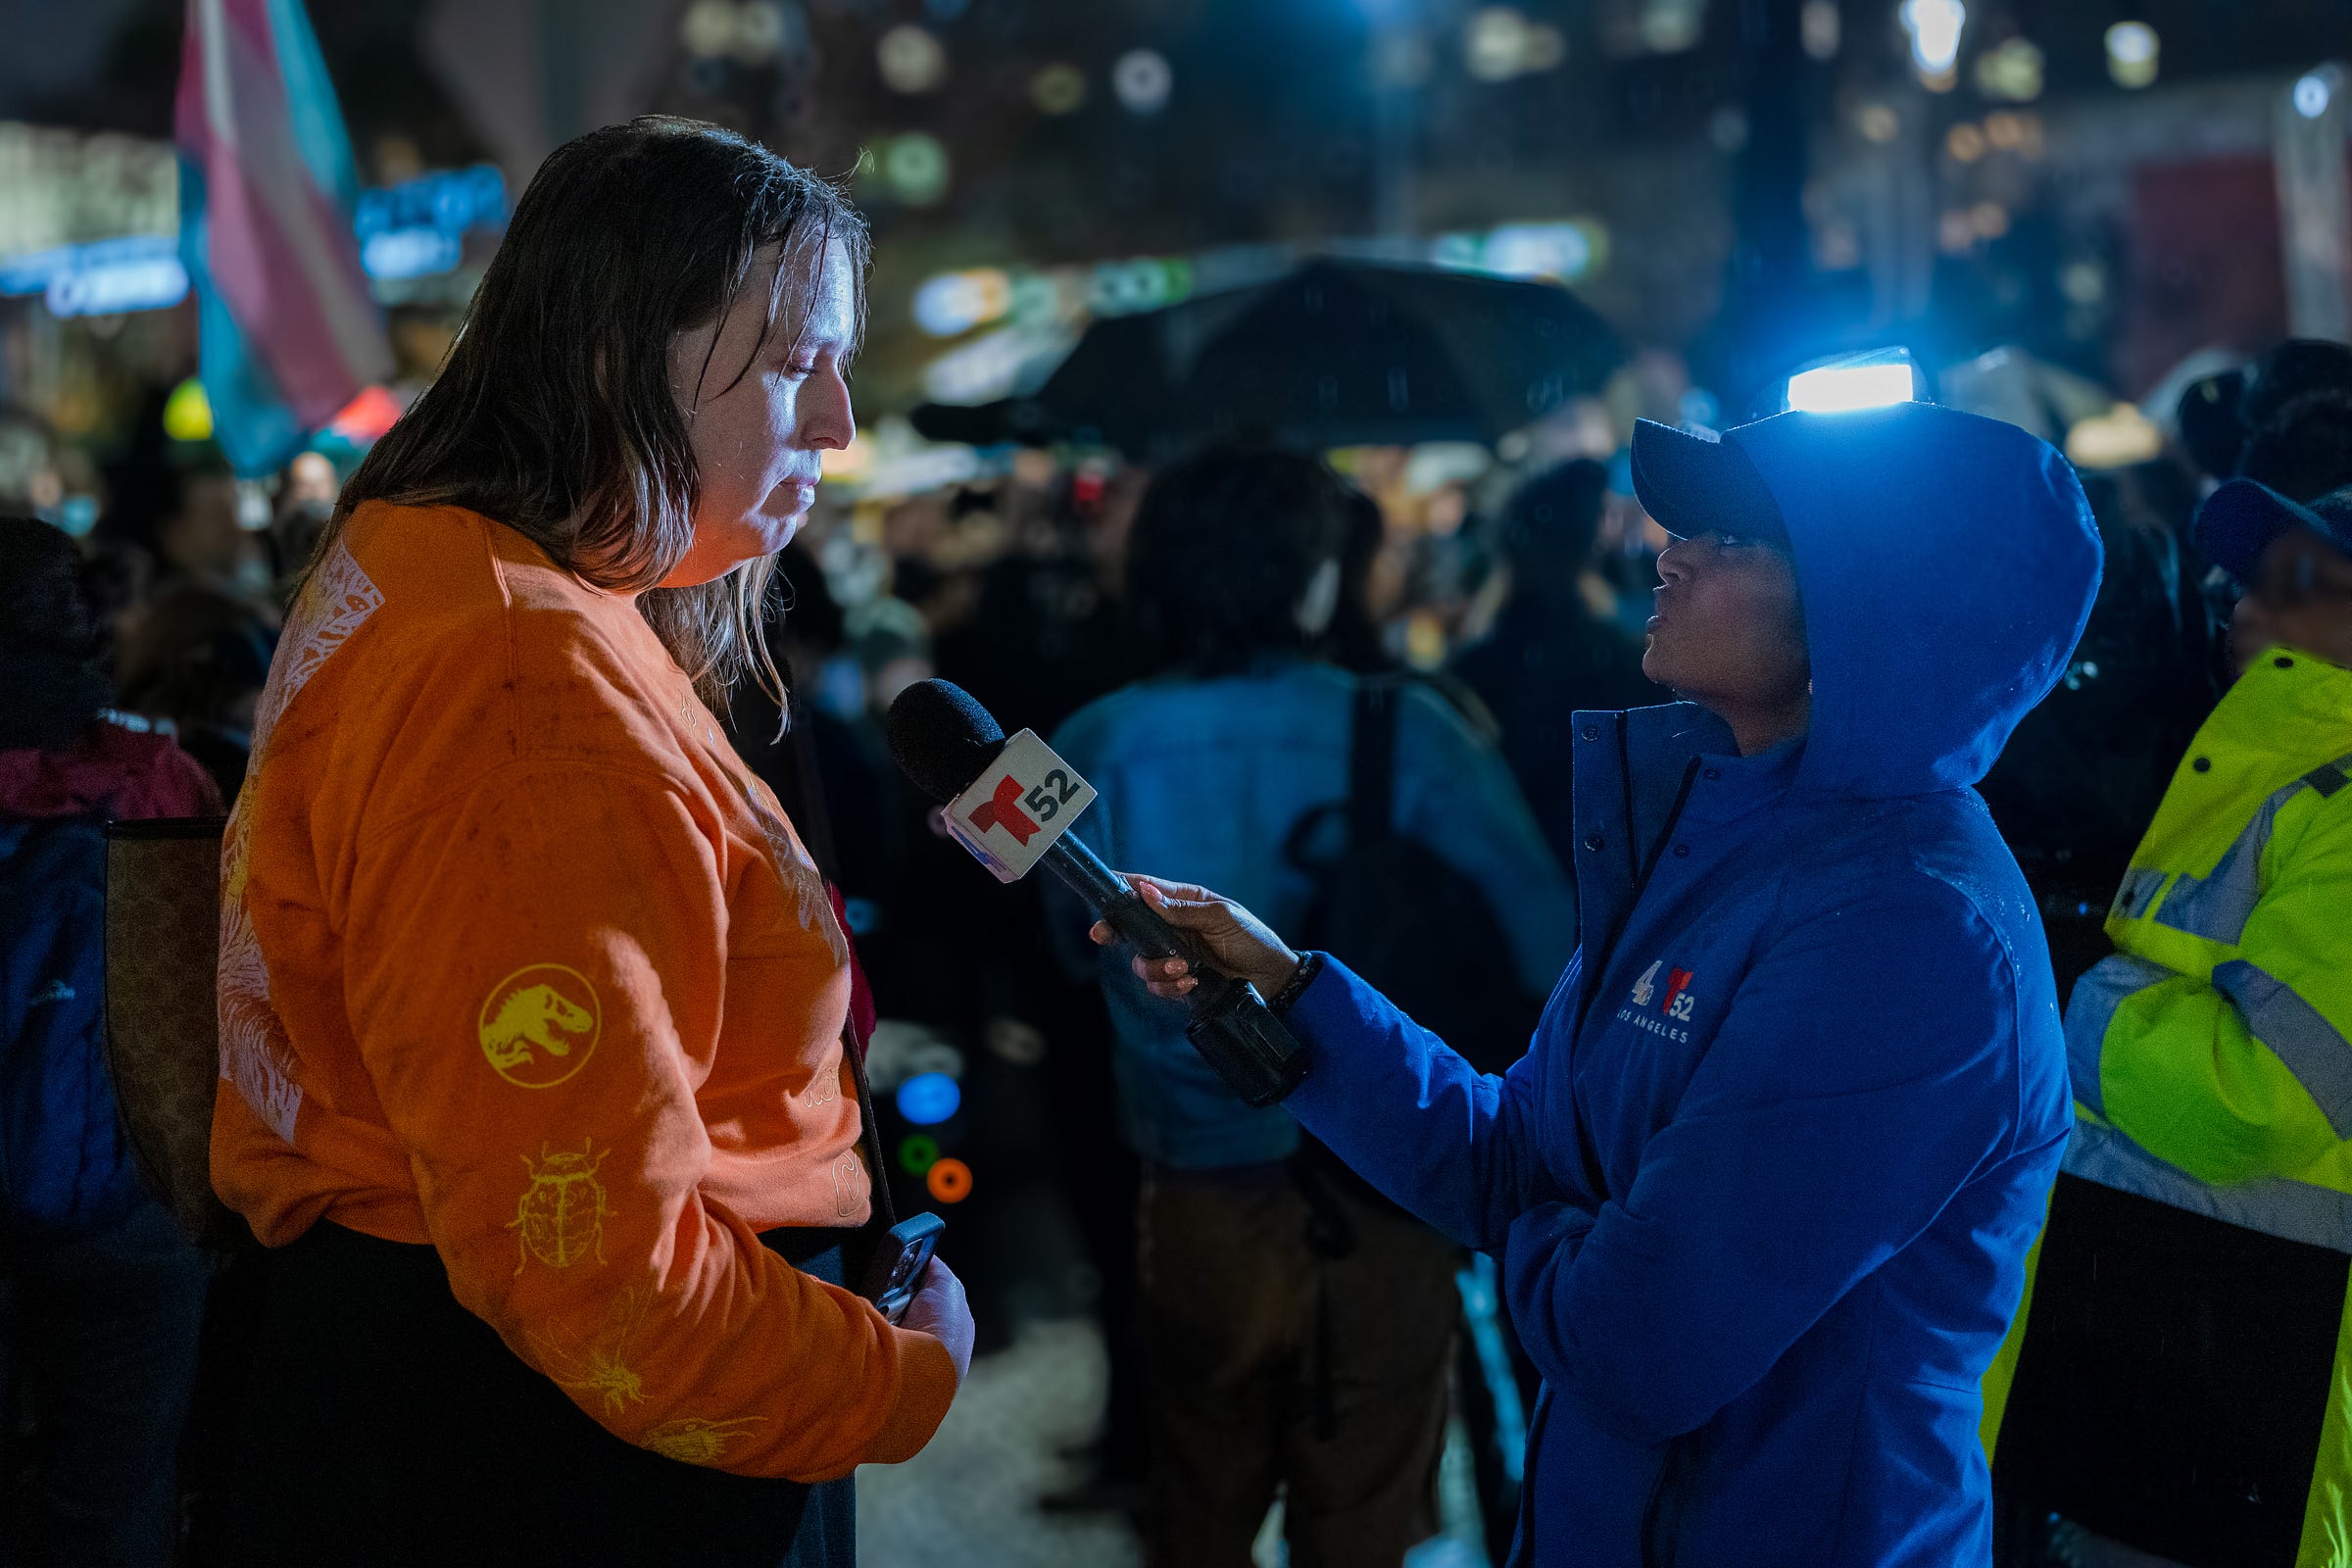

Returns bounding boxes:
[885,679,1306,1107]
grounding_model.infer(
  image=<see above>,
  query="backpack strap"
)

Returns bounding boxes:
[1348,680,1398,845]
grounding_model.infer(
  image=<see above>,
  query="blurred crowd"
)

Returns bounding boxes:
[7,330,2352,1566]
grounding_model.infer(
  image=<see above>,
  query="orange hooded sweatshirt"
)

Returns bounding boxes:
[212,500,955,1480]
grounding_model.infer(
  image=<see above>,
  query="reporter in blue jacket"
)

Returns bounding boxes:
[1093,402,2103,1566]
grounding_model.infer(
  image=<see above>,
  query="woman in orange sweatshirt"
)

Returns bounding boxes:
[214,119,969,1567]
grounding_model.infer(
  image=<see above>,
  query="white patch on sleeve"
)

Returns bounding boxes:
[218,539,383,1146]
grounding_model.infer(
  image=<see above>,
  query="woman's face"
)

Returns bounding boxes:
[1642,528,1811,719]
[660,238,857,588]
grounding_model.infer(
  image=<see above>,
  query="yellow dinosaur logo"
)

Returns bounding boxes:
[510,1138,613,1275]
[478,964,600,1089]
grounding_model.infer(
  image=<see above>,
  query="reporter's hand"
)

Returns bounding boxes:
[1088,875,1301,1004]
[899,1256,974,1388]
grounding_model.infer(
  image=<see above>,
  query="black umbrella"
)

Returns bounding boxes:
[911,258,1623,458]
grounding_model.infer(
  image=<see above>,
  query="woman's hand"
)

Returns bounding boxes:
[1088,875,1302,1003]
[900,1256,974,1387]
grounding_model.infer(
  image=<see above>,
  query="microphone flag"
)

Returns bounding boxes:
[945,729,1098,883]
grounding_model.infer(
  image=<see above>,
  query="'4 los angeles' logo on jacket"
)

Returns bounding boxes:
[1617,960,1698,1043]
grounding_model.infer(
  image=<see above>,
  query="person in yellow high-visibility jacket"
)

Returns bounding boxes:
[1985,476,2352,1568]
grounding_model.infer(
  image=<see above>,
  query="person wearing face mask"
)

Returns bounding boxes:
[1045,445,1574,1566]
[1984,479,2352,1568]
[212,120,970,1568]
[1089,404,2102,1566]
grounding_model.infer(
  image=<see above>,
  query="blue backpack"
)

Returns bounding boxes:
[0,815,145,1237]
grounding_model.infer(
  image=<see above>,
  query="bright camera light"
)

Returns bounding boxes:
[1898,0,1966,77]
[1788,361,1916,414]
[2295,71,2334,120]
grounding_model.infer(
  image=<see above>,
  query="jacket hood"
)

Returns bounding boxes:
[1727,404,2102,799]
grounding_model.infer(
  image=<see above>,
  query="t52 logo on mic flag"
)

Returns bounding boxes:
[966,776,1041,845]
[946,729,1097,883]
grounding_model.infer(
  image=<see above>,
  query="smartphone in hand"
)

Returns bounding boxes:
[858,1212,946,1325]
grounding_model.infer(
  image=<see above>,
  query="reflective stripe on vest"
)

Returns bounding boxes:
[2066,1117,2352,1255]
[2111,865,2166,923]
[2216,958,2352,1139]
[2150,782,2297,946]
[2066,954,2172,1120]
[2121,753,2352,949]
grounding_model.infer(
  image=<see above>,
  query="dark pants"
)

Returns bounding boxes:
[226,1221,856,1568]
[1139,1160,1457,1568]
[0,1200,210,1568]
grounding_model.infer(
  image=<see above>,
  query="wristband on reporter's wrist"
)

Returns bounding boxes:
[1267,951,1325,1014]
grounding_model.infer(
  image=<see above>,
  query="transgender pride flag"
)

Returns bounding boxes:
[175,0,390,476]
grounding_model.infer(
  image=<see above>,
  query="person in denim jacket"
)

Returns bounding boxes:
[1050,446,1573,1565]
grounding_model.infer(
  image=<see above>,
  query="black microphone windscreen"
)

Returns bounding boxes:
[886,678,1009,803]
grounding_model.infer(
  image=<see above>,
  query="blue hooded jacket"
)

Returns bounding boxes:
[1280,404,2101,1566]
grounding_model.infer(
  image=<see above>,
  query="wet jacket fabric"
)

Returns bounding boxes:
[1050,659,1575,1168]
[1280,405,2101,1565]
[211,502,954,1482]
[2,715,221,1236]
[2011,647,2352,1562]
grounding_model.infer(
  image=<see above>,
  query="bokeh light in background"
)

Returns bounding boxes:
[925,1158,973,1204]
[2106,22,2160,90]
[1462,9,1566,85]
[162,377,213,442]
[896,1071,963,1127]
[2294,68,2339,121]
[1799,0,1839,63]
[1111,48,1172,115]
[1899,0,1967,84]
[913,269,1013,338]
[1028,62,1086,116]
[877,25,950,94]
[1975,38,2044,103]
[877,132,951,206]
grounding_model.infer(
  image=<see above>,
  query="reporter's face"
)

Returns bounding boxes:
[2230,527,2352,674]
[1643,529,1810,710]
[661,238,857,588]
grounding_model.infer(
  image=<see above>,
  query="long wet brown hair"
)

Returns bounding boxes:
[320,117,868,708]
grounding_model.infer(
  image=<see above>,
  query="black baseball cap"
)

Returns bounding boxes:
[2193,478,2352,579]
[1630,417,1789,545]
